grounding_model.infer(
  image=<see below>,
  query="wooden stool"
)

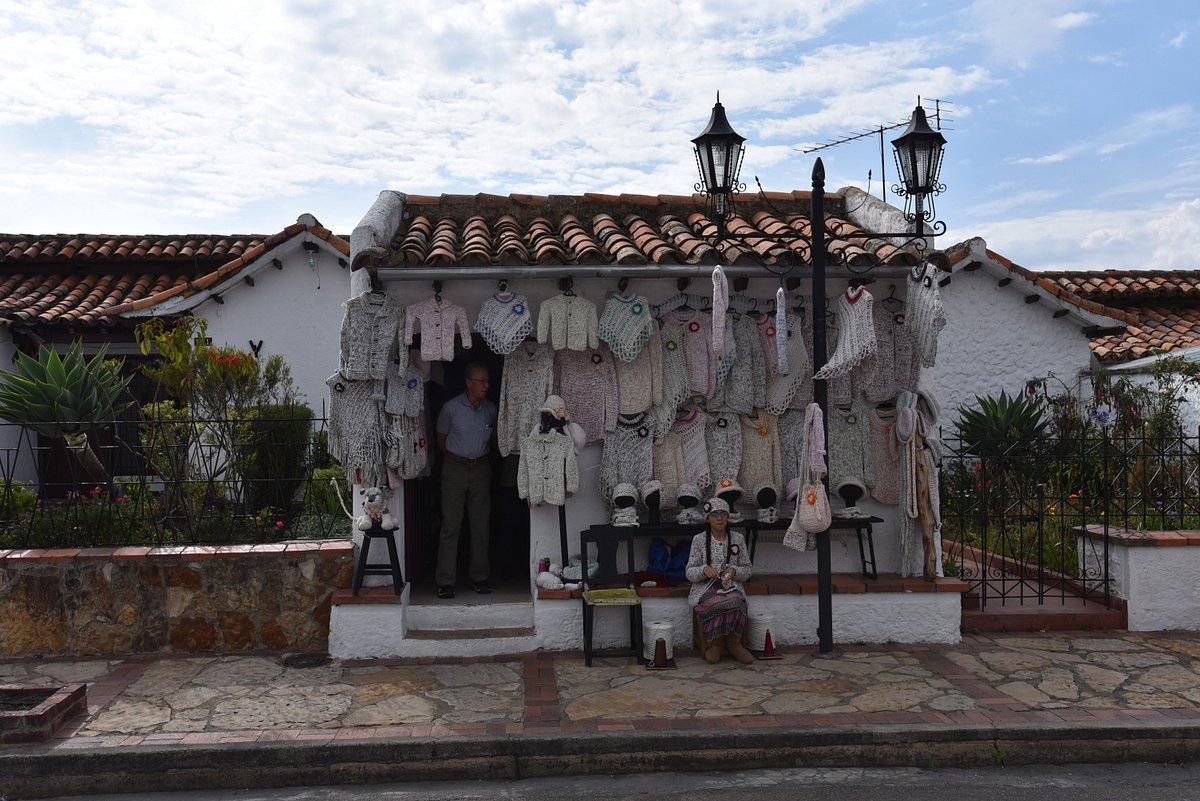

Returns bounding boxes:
[351,525,404,596]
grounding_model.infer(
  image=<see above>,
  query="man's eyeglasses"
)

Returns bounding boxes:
[466,377,490,384]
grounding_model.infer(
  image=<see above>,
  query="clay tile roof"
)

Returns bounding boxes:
[373,190,914,272]
[0,226,348,327]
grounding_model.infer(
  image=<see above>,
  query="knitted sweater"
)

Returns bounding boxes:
[712,315,766,414]
[865,300,921,403]
[705,411,742,486]
[498,341,555,457]
[647,322,689,439]
[685,529,752,606]
[664,310,716,398]
[598,293,655,362]
[384,365,425,418]
[868,404,900,504]
[517,430,579,506]
[777,408,806,490]
[904,273,947,368]
[765,313,813,415]
[756,313,781,378]
[814,287,877,381]
[404,295,472,362]
[537,294,599,351]
[614,319,663,415]
[738,412,783,494]
[599,413,654,499]
[554,346,618,445]
[652,429,686,509]
[673,408,711,489]
[339,292,404,381]
[475,292,533,356]
[827,393,875,491]
[326,374,384,483]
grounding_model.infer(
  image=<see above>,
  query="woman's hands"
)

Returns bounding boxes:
[703,566,737,581]
[703,566,719,580]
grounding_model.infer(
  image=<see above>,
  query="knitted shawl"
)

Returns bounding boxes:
[673,408,711,489]
[817,315,854,407]
[663,309,716,398]
[554,346,618,445]
[903,270,947,368]
[326,374,384,485]
[404,295,472,363]
[537,294,599,351]
[647,322,689,439]
[598,293,655,362]
[867,404,900,505]
[711,314,766,415]
[864,299,921,403]
[339,292,404,382]
[827,392,875,492]
[614,319,663,415]
[517,430,580,507]
[705,411,742,487]
[599,413,654,500]
[651,429,686,509]
[475,292,533,356]
[498,341,555,457]
[738,412,783,495]
[765,313,813,415]
[814,287,877,380]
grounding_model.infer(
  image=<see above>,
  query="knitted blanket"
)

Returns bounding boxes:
[498,341,555,457]
[554,347,618,445]
[598,293,655,362]
[475,291,533,355]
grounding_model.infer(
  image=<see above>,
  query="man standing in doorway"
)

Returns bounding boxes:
[435,362,497,599]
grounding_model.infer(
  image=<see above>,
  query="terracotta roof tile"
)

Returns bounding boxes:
[1088,303,1200,364]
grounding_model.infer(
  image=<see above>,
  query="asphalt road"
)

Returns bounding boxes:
[36,763,1199,801]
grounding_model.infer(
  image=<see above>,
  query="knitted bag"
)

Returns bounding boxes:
[475,292,534,355]
[785,403,830,548]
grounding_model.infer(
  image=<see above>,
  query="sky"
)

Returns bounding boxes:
[0,0,1196,272]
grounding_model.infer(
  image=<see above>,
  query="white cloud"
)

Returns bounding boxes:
[967,0,1095,68]
[1053,11,1094,29]
[1170,30,1188,48]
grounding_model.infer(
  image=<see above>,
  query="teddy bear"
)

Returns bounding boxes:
[356,486,397,531]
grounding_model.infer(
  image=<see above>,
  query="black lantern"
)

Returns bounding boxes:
[692,96,746,212]
[891,104,946,198]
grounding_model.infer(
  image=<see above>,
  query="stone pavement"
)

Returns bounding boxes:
[3,631,1200,797]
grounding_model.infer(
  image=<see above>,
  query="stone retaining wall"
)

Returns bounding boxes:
[0,541,353,657]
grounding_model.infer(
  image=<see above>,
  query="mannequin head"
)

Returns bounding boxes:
[755,485,778,509]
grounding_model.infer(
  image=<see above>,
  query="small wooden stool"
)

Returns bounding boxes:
[351,525,404,596]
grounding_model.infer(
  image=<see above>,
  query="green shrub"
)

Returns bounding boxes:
[241,403,314,512]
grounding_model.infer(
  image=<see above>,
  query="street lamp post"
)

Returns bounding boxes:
[692,99,946,655]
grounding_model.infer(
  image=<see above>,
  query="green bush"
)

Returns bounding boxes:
[241,403,314,512]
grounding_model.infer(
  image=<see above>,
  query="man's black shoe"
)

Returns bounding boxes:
[473,581,493,594]
[437,585,455,599]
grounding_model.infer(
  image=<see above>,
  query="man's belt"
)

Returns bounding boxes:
[445,451,488,466]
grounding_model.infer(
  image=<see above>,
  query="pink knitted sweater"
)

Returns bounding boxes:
[404,295,472,362]
[554,346,618,445]
[664,310,716,398]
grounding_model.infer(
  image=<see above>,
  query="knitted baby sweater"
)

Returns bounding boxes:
[712,315,766,415]
[765,313,813,415]
[339,292,404,381]
[614,319,663,415]
[475,292,533,355]
[598,293,655,362]
[517,430,579,506]
[827,393,875,492]
[673,408,711,489]
[498,341,555,457]
[599,413,654,500]
[404,295,472,362]
[664,310,717,399]
[705,411,742,486]
[538,294,599,351]
[865,300,921,403]
[554,346,618,445]
[647,322,690,439]
[326,374,384,483]
[868,404,900,504]
[738,412,783,494]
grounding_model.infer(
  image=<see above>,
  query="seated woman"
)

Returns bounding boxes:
[685,498,754,664]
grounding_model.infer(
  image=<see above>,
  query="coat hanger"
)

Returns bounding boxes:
[881,283,904,308]
[559,276,575,297]
[432,280,443,302]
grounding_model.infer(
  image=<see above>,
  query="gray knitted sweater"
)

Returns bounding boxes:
[827,392,875,491]
[498,341,555,457]
[712,315,766,414]
[339,292,404,381]
[599,413,654,499]
[705,411,742,486]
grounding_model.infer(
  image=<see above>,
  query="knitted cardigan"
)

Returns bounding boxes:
[498,341,555,457]
[614,319,663,415]
[537,294,599,351]
[326,374,384,484]
[685,529,752,606]
[777,407,806,490]
[738,412,783,494]
[827,393,875,492]
[705,411,742,486]
[404,295,472,362]
[711,314,766,415]
[663,310,716,398]
[475,292,533,356]
[673,408,711,489]
[652,429,686,509]
[765,313,813,415]
[865,300,921,403]
[554,346,618,445]
[647,322,690,439]
[868,404,900,504]
[599,413,654,500]
[517,430,580,506]
[598,293,655,362]
[339,292,404,381]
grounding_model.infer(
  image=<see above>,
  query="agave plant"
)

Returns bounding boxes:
[0,341,132,484]
[954,390,1049,489]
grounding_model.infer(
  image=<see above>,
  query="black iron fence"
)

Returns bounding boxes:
[940,427,1200,608]
[0,413,349,549]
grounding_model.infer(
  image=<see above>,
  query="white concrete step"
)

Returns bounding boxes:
[405,599,534,631]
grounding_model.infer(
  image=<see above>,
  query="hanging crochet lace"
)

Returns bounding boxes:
[475,292,534,355]
[903,267,947,368]
[598,293,655,362]
[814,286,877,380]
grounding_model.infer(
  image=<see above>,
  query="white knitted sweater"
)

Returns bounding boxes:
[765,313,813,415]
[712,315,766,415]
[814,287,877,381]
[599,413,654,499]
[705,411,742,486]
[498,341,555,457]
[904,273,947,368]
[673,408,711,489]
[664,309,717,398]
[554,347,618,445]
[517,430,580,506]
[652,429,686,509]
[598,293,655,362]
[647,322,689,439]
[865,301,921,403]
[475,292,534,355]
[738,412,783,494]
[339,292,404,382]
[827,393,875,492]
[404,295,472,362]
[537,294,599,351]
[614,319,663,415]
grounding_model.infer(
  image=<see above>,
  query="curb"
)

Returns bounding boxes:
[4,720,1200,798]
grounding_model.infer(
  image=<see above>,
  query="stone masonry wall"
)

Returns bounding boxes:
[0,541,353,657]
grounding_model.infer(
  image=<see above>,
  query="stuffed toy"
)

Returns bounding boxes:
[356,486,397,531]
[535,563,580,591]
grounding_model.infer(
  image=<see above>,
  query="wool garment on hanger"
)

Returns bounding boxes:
[651,428,686,510]
[663,309,717,398]
[711,314,766,415]
[383,359,426,419]
[599,413,654,500]
[614,318,663,415]
[738,411,783,500]
[554,346,618,445]
[867,404,900,505]
[904,271,947,368]
[475,291,534,356]
[673,408,711,490]
[498,341,555,457]
[712,314,737,394]
[827,392,875,493]
[326,374,385,486]
[385,409,428,481]
[705,411,742,487]
[517,429,579,507]
[339,291,404,382]
[598,293,655,362]
[647,321,689,439]
[777,407,806,493]
[816,312,854,407]
[756,311,782,379]
[537,293,599,351]
[404,295,472,362]
[865,299,921,403]
[712,266,730,357]
[814,286,877,381]
[765,313,813,416]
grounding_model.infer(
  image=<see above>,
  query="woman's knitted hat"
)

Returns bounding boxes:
[640,480,664,501]
[540,394,569,420]
[676,483,702,507]
[704,497,731,516]
[612,482,638,505]
[714,477,744,499]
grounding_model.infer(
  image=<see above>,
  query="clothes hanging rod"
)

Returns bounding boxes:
[371,264,918,282]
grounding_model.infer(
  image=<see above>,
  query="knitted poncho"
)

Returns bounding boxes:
[647,322,690,439]
[664,310,716,398]
[475,292,533,355]
[326,374,384,484]
[868,404,900,504]
[865,299,921,403]
[598,293,655,362]
[339,292,404,381]
[537,294,599,351]
[818,314,854,407]
[554,347,618,445]
[738,412,783,496]
[614,319,663,415]
[705,411,742,486]
[672,408,711,489]
[814,287,876,380]
[404,295,472,363]
[652,429,686,509]
[712,315,766,415]
[599,413,654,500]
[517,430,580,507]
[765,313,813,415]
[827,393,875,494]
[498,341,555,457]
[904,270,947,368]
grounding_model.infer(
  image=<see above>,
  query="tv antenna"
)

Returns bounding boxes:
[798,98,953,205]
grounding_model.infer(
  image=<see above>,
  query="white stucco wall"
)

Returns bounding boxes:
[1079,535,1200,631]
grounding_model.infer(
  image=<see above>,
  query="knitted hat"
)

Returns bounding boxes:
[540,394,569,420]
[714,477,744,499]
[676,483,702,508]
[640,480,664,501]
[813,286,877,380]
[704,497,731,516]
[612,482,638,508]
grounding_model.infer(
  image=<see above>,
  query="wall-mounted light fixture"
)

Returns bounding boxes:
[302,241,320,270]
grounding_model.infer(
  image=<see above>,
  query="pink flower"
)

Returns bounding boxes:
[276,520,284,528]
